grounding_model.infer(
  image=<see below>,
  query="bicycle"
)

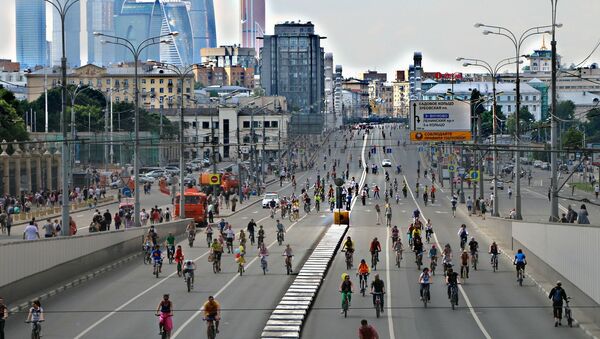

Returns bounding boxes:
[289,210,299,222]
[238,260,245,276]
[358,273,368,296]
[372,292,384,318]
[153,259,162,278]
[415,251,423,270]
[343,250,353,270]
[143,247,152,265]
[471,251,478,271]
[285,255,293,275]
[341,291,351,318]
[490,253,499,272]
[26,320,44,339]
[206,232,213,247]
[204,317,217,339]
[277,230,285,246]
[260,255,268,275]
[516,264,525,286]
[212,252,221,273]
[248,232,255,246]
[371,251,380,271]
[459,237,467,251]
[565,297,573,327]
[421,283,431,308]
[257,236,265,249]
[449,283,459,310]
[395,249,403,268]
[184,270,193,292]
[430,257,437,276]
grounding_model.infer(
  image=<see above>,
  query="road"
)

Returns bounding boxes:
[3,130,361,339]
[303,125,589,339]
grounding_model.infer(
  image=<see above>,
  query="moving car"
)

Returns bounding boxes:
[262,193,280,208]
[491,179,504,190]
[381,159,392,167]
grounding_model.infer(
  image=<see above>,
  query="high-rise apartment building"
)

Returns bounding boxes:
[15,0,47,69]
[87,0,115,67]
[188,0,217,63]
[324,53,334,114]
[334,65,343,117]
[240,0,265,56]
[51,0,81,67]
[260,21,325,116]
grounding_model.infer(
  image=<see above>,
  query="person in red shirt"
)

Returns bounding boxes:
[358,319,379,339]
[174,245,184,277]
[152,209,161,224]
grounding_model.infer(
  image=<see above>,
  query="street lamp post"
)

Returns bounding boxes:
[475,22,558,220]
[45,0,80,236]
[550,0,560,222]
[459,56,519,217]
[94,31,178,226]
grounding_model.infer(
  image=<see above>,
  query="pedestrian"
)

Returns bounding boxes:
[69,216,77,235]
[480,198,487,220]
[103,209,112,230]
[595,184,599,199]
[0,296,7,339]
[53,219,61,235]
[42,218,55,238]
[507,186,513,199]
[231,196,238,212]
[358,319,379,339]
[577,204,590,224]
[375,204,381,225]
[466,196,473,216]
[548,281,568,327]
[164,208,171,222]
[23,220,40,240]
[571,185,576,196]
[548,187,551,202]
[5,212,11,236]
[565,205,577,223]
[114,212,122,230]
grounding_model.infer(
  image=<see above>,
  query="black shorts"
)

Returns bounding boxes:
[515,262,526,272]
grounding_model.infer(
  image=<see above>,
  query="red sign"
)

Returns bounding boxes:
[435,72,463,80]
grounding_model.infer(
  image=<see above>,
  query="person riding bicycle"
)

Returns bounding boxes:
[413,209,420,220]
[210,238,223,263]
[442,244,453,273]
[460,250,470,278]
[370,274,385,312]
[370,238,381,263]
[151,245,163,272]
[276,219,285,238]
[165,232,176,257]
[174,245,184,275]
[451,196,458,216]
[407,223,415,245]
[514,249,527,278]
[155,294,173,336]
[257,225,266,246]
[489,241,499,264]
[283,244,293,269]
[411,225,422,241]
[391,226,400,245]
[26,300,44,335]
[342,236,355,254]
[186,221,196,239]
[413,236,424,264]
[246,219,256,243]
[238,229,247,247]
[468,237,479,260]
[201,296,221,333]
[224,225,235,253]
[182,259,196,286]
[418,268,432,301]
[445,268,460,302]
[339,273,354,313]
[458,224,469,249]
[429,244,438,264]
[268,198,277,215]
[205,223,214,240]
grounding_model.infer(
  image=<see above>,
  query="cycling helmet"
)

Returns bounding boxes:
[360,259,366,264]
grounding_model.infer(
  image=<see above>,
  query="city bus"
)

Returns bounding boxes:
[174,187,208,226]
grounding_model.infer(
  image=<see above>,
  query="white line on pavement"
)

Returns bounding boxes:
[404,174,492,339]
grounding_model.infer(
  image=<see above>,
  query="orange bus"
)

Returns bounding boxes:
[174,187,208,226]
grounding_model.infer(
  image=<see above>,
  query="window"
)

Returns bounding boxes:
[150,79,155,84]
[202,121,209,129]
[508,105,512,112]
[168,79,173,86]
[142,79,146,84]
[264,121,271,128]
[243,121,250,128]
[159,79,164,84]
[168,87,173,93]
[272,121,279,128]
[159,88,164,93]
[533,96,537,101]
[106,79,111,85]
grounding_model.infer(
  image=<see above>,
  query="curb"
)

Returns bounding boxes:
[260,223,349,339]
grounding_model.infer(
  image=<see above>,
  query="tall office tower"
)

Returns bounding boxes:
[15,0,47,69]
[87,0,115,66]
[159,1,194,66]
[114,0,127,14]
[240,0,265,55]
[188,0,217,63]
[260,21,325,134]
[334,65,343,116]
[115,0,163,63]
[51,0,81,67]
[324,53,334,114]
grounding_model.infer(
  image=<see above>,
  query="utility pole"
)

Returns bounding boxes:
[262,113,266,187]
[550,0,560,222]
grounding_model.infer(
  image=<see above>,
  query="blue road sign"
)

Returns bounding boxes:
[122,187,132,198]
[469,171,480,180]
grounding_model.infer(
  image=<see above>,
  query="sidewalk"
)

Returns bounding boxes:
[10,196,117,227]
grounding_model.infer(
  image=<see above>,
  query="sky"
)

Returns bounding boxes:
[2,0,600,78]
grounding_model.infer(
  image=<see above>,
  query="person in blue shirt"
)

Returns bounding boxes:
[151,245,163,272]
[513,249,527,278]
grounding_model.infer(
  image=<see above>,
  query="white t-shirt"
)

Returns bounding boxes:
[24,225,39,240]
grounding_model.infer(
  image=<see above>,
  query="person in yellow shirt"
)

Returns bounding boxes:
[201,296,221,333]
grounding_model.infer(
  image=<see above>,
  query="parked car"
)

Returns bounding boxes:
[145,170,168,178]
[381,159,392,167]
[262,193,280,208]
[163,166,180,175]
[533,160,543,168]
[491,179,504,190]
[132,175,156,184]
[183,175,197,186]
[541,162,550,170]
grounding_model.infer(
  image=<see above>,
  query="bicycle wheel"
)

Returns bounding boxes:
[239,264,243,276]
[376,302,381,318]
[343,298,348,318]
[207,324,216,339]
[371,256,377,270]
[187,276,191,292]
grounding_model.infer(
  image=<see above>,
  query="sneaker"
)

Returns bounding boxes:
[340,309,345,314]
[555,321,558,327]
[420,297,423,301]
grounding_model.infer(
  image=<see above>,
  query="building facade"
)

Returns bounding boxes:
[333,65,343,117]
[193,65,255,88]
[200,46,257,69]
[260,21,325,133]
[51,0,81,67]
[188,0,217,63]
[87,0,115,67]
[159,1,195,66]
[361,70,387,83]
[240,0,265,56]
[15,0,47,69]
[341,78,369,118]
[115,0,163,63]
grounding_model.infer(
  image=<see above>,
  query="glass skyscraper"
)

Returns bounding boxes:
[51,0,81,67]
[15,0,47,69]
[160,2,194,66]
[87,0,115,66]
[114,0,163,63]
[240,0,265,56]
[188,0,217,63]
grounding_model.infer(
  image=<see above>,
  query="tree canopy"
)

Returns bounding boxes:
[0,86,28,142]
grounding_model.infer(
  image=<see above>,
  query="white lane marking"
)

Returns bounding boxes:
[523,188,568,213]
[404,174,492,339]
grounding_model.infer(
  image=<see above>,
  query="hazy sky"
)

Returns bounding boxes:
[2,0,600,78]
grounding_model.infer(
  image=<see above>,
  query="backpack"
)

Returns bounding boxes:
[552,288,563,302]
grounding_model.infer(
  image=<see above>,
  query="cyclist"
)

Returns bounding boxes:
[186,221,196,241]
[155,294,173,336]
[429,244,438,267]
[339,273,354,313]
[413,236,424,266]
[370,274,385,312]
[418,268,432,301]
[26,300,44,336]
[407,223,415,246]
[425,219,433,242]
[445,267,460,303]
[468,237,479,268]
[174,245,184,276]
[489,241,499,264]
[442,244,453,275]
[164,232,175,257]
[411,225,422,241]
[210,238,223,269]
[224,225,235,253]
[151,245,163,273]
[201,296,221,334]
[385,204,392,227]
[413,209,420,221]
[239,229,247,247]
[514,249,527,279]
[269,198,277,218]
[369,238,382,268]
[451,195,458,217]
[460,250,470,279]
[205,223,214,245]
[247,219,256,245]
[458,224,468,250]
[357,259,370,293]
[422,189,428,206]
[391,225,400,246]
[276,219,285,241]
[342,236,355,254]
[177,257,194,282]
[257,225,266,248]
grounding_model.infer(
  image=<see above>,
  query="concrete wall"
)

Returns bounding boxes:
[0,219,189,303]
[512,221,600,304]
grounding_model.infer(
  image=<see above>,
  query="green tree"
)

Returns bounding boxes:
[480,105,506,138]
[562,127,583,149]
[555,100,575,120]
[585,108,600,143]
[0,87,28,142]
[506,107,535,135]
